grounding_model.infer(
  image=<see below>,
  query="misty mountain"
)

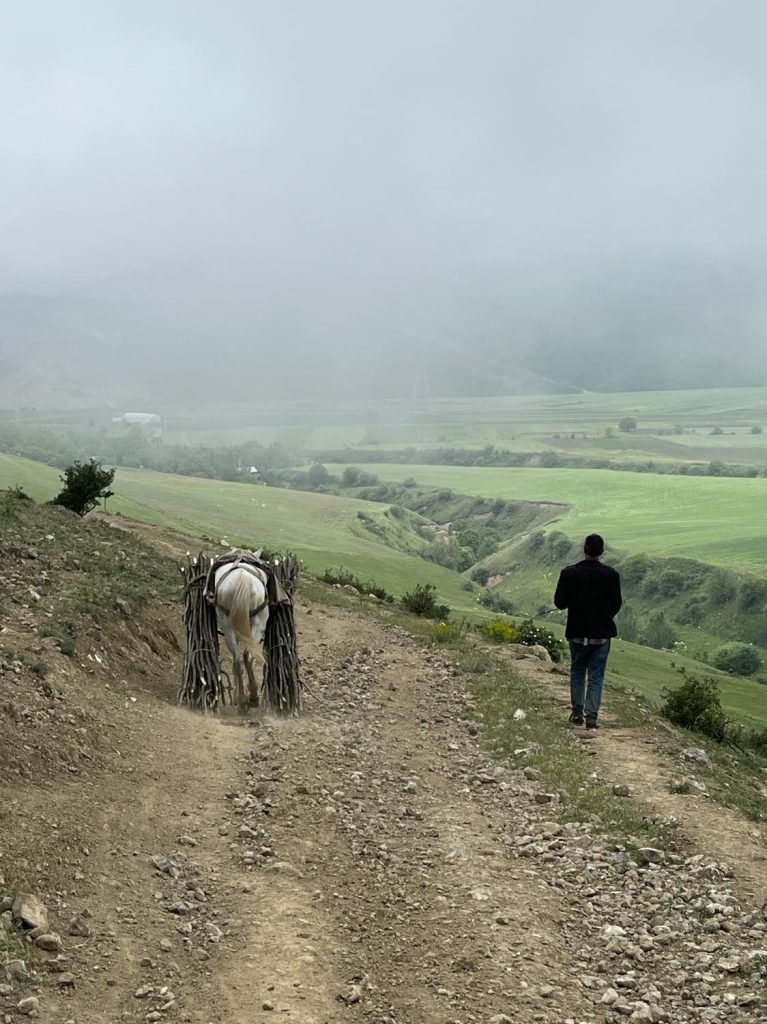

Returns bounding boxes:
[2,252,766,408]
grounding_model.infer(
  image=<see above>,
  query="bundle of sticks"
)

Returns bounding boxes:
[263,553,302,714]
[179,553,229,712]
[179,550,302,715]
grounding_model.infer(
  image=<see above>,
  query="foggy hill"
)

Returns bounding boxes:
[2,253,766,408]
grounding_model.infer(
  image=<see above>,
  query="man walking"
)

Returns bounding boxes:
[553,534,622,730]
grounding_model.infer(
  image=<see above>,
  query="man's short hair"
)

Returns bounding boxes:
[584,533,604,557]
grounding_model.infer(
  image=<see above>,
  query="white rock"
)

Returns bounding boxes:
[11,894,48,932]
[636,847,665,865]
[681,747,711,767]
[33,932,62,952]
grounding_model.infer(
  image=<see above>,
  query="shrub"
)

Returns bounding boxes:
[540,450,562,467]
[423,538,473,572]
[478,591,517,615]
[402,477,418,487]
[53,459,115,517]
[357,470,379,486]
[619,416,637,432]
[341,466,361,486]
[517,619,564,662]
[306,463,330,488]
[320,567,394,603]
[710,425,724,435]
[479,619,522,644]
[527,531,546,554]
[431,620,468,645]
[676,598,705,626]
[618,603,640,642]
[0,486,33,520]
[641,610,677,650]
[620,553,654,587]
[661,667,729,742]
[742,727,767,755]
[750,425,763,435]
[545,531,572,562]
[712,642,762,677]
[657,568,687,596]
[400,583,450,620]
[738,577,767,611]
[709,567,737,605]
[472,567,492,586]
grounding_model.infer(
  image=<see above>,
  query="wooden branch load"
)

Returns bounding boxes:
[179,550,302,715]
[179,553,228,712]
[264,553,302,714]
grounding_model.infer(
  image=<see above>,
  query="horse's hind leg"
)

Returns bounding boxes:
[244,651,259,708]
[233,653,249,714]
[221,622,247,713]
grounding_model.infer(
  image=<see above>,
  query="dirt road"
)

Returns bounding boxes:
[1,520,764,1023]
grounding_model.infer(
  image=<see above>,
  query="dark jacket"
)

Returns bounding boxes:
[553,559,622,639]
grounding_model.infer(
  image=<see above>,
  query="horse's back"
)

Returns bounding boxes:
[214,564,268,644]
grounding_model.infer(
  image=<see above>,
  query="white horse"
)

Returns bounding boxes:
[213,562,269,712]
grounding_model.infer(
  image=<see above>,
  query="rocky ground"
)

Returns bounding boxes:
[1,513,765,1023]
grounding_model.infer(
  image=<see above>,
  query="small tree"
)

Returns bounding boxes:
[712,642,762,677]
[709,567,737,605]
[738,577,767,611]
[661,667,729,742]
[53,459,115,517]
[306,463,330,489]
[400,583,450,620]
[341,466,361,487]
[618,416,637,432]
[641,610,677,650]
[750,425,763,435]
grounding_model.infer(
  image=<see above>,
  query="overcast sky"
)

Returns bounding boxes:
[2,1,767,391]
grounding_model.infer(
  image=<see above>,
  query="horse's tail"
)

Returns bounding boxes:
[228,572,260,654]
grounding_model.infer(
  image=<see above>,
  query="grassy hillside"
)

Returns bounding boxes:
[4,452,767,728]
[332,463,767,573]
[0,454,477,613]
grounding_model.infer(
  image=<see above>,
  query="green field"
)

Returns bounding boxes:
[169,387,767,461]
[0,454,477,613]
[10,386,767,466]
[330,463,767,573]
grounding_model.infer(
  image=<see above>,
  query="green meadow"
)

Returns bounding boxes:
[174,386,767,459]
[329,463,767,573]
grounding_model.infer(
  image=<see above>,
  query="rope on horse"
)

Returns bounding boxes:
[178,553,229,712]
[179,550,302,715]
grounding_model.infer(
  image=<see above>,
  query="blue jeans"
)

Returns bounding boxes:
[569,640,611,720]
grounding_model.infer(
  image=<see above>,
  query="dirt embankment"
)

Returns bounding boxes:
[1,510,765,1024]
